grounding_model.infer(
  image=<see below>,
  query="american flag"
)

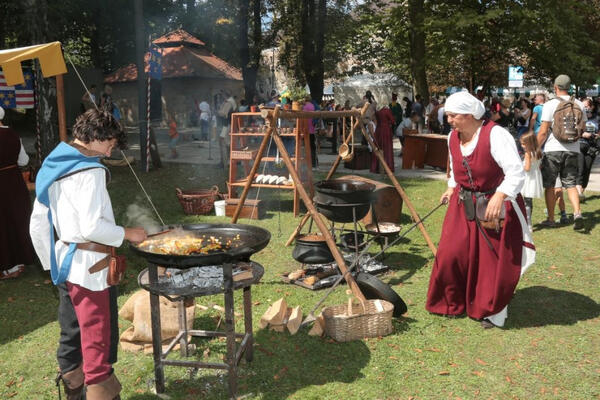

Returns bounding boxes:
[0,68,35,109]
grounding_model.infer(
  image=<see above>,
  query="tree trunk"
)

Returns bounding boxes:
[238,0,262,103]
[408,0,429,103]
[24,0,59,161]
[300,0,325,103]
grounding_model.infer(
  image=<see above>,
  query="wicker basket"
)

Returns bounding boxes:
[175,186,222,215]
[322,298,394,342]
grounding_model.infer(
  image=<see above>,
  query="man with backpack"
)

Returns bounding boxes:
[537,75,587,230]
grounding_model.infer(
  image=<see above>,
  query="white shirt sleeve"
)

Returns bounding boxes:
[63,169,125,246]
[29,199,52,271]
[446,127,524,196]
[446,134,456,188]
[17,139,29,166]
[489,126,525,197]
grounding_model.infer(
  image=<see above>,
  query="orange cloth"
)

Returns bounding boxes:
[168,120,178,139]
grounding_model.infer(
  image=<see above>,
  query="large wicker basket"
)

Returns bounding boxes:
[322,299,394,342]
[175,186,222,215]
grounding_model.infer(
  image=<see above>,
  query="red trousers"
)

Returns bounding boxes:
[58,282,117,385]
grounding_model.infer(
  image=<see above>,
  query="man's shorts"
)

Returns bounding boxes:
[541,151,579,189]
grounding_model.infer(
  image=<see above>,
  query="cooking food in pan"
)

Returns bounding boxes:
[138,233,241,256]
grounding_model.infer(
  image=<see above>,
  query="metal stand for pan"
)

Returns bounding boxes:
[138,261,264,399]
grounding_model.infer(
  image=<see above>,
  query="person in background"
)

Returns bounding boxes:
[363,90,377,121]
[519,132,544,231]
[168,113,179,159]
[389,93,403,134]
[303,96,318,167]
[0,106,35,280]
[576,98,600,201]
[371,105,395,173]
[529,94,546,136]
[81,84,97,112]
[492,98,513,129]
[217,91,237,167]
[426,91,533,329]
[402,96,413,119]
[427,98,441,133]
[411,94,424,131]
[537,74,587,230]
[198,99,211,141]
[395,111,421,143]
[29,109,147,400]
[238,99,249,112]
[515,98,531,138]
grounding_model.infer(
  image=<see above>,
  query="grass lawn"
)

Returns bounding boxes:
[1,162,600,400]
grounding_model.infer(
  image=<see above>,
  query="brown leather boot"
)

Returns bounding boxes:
[56,365,84,400]
[85,373,122,400]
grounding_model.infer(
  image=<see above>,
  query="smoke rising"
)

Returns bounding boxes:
[126,203,162,234]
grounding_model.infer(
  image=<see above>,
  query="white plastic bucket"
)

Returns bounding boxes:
[214,200,226,216]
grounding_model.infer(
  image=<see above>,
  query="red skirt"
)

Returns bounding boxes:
[425,188,524,319]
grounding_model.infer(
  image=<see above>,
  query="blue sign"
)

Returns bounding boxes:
[508,66,523,88]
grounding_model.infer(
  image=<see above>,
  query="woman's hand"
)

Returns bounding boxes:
[125,227,148,244]
[440,187,454,204]
[484,192,507,221]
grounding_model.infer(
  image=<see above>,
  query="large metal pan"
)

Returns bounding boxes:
[130,223,271,267]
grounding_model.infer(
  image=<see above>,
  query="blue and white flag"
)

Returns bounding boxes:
[148,45,162,80]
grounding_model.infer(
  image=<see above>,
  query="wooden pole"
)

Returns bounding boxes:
[269,106,366,302]
[359,123,438,255]
[260,108,361,120]
[230,107,281,223]
[284,105,367,247]
[55,74,67,142]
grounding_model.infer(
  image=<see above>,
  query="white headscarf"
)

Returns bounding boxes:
[444,91,485,119]
[0,106,4,121]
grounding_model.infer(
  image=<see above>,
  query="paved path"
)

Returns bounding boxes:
[21,128,600,191]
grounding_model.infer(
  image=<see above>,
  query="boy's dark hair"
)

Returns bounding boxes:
[72,108,127,149]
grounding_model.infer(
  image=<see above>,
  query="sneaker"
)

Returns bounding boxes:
[540,219,556,228]
[573,214,584,230]
[559,214,570,225]
[0,264,25,280]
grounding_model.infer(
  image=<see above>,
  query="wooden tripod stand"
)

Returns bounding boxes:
[230,104,437,300]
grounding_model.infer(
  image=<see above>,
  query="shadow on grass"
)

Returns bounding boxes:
[126,326,371,400]
[508,285,600,329]
[0,266,58,345]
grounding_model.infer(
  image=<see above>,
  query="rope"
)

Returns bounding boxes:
[146,37,152,172]
[64,52,166,227]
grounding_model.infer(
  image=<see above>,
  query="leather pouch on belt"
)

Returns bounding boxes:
[459,189,475,220]
[107,248,127,286]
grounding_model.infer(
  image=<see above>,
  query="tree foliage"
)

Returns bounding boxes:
[349,0,600,94]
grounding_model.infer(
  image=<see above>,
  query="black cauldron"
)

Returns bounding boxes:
[313,179,375,223]
[314,201,371,223]
[292,234,334,264]
[313,179,375,205]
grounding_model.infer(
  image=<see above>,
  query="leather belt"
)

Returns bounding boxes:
[0,164,17,172]
[63,242,113,274]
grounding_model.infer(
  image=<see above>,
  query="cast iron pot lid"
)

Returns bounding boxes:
[355,272,407,317]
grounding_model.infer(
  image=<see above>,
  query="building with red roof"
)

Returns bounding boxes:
[104,29,242,127]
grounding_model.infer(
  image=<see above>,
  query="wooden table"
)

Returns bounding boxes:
[402,132,449,170]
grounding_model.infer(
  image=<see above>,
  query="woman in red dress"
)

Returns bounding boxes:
[370,106,395,173]
[0,106,35,279]
[425,92,535,328]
